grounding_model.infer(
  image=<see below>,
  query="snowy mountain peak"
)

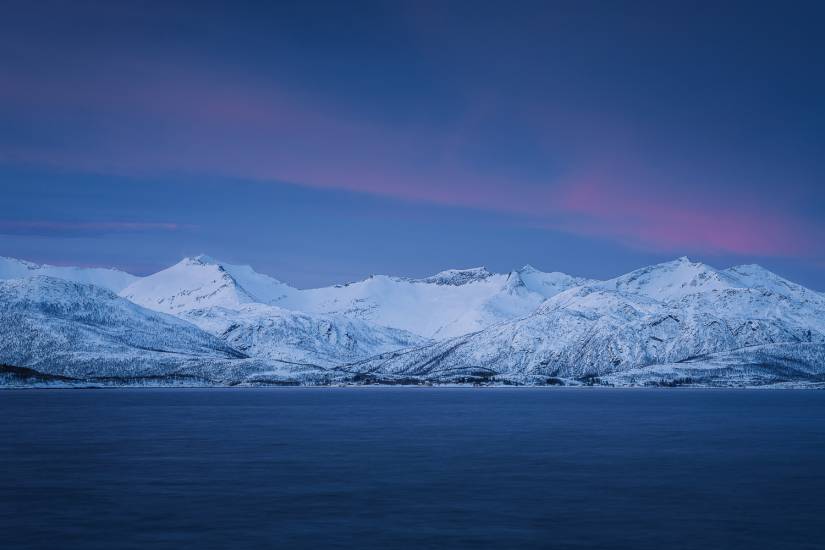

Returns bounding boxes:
[724,263,819,300]
[655,256,707,271]
[188,254,219,265]
[419,267,494,286]
[602,257,738,301]
[502,270,528,295]
[516,267,596,299]
[120,255,293,314]
[725,263,788,286]
[0,256,37,269]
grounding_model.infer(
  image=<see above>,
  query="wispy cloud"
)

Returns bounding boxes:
[0,64,555,214]
[0,220,193,237]
[1,62,821,259]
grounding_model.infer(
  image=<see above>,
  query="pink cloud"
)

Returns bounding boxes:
[556,177,817,257]
[1,63,821,259]
[1,72,555,216]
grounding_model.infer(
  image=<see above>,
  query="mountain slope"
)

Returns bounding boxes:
[0,276,330,385]
[602,343,825,387]
[0,256,138,292]
[181,304,428,368]
[347,274,825,384]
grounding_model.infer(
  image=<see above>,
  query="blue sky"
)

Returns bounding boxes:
[1,1,823,288]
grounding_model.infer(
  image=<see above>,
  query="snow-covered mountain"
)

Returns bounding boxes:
[1,254,824,387]
[345,259,825,386]
[119,255,432,365]
[599,256,741,300]
[599,256,822,305]
[120,255,294,313]
[121,255,591,339]
[291,266,594,339]
[0,276,331,386]
[0,256,137,292]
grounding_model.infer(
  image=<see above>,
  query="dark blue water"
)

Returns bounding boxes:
[2,388,824,549]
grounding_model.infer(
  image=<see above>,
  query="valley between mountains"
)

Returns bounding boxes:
[1,255,823,387]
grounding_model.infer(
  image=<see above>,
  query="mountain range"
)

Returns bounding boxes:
[1,255,823,387]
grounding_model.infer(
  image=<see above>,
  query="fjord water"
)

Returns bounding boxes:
[2,389,824,549]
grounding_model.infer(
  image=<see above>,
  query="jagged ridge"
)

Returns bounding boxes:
[1,255,823,387]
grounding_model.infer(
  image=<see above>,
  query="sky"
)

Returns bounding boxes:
[1,0,823,289]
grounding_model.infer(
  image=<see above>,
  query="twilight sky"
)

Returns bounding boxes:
[1,0,823,289]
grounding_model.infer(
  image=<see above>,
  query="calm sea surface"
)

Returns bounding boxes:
[1,388,824,549]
